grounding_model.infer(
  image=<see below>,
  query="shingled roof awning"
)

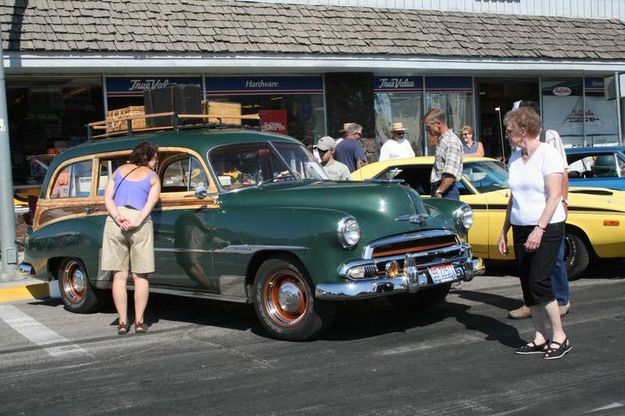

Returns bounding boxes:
[2,0,625,73]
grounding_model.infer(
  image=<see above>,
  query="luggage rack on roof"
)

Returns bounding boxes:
[86,112,261,140]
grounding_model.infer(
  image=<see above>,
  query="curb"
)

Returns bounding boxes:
[0,280,58,304]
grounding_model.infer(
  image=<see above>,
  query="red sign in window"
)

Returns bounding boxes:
[260,109,288,135]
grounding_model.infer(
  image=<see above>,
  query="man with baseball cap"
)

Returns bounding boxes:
[314,136,351,180]
[379,122,416,161]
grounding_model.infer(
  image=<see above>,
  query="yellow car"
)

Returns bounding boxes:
[353,156,625,280]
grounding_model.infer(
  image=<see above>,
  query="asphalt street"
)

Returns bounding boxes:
[1,261,624,416]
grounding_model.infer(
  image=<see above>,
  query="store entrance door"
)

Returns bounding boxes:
[476,78,539,162]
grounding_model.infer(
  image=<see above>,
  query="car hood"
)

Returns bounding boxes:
[218,180,459,237]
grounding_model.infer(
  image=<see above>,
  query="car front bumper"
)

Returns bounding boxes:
[315,256,484,301]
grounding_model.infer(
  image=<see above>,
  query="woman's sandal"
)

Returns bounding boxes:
[543,338,572,360]
[117,322,130,335]
[135,322,148,334]
[514,340,549,355]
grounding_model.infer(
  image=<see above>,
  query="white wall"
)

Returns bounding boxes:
[231,0,625,20]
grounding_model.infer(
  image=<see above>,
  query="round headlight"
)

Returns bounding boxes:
[455,204,474,230]
[337,217,361,248]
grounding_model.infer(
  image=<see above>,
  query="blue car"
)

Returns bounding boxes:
[566,146,625,191]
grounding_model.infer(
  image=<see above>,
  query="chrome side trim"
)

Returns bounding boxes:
[363,229,457,259]
[154,247,212,254]
[214,245,308,254]
[92,282,250,303]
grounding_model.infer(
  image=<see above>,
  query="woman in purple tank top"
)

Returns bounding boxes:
[102,142,161,335]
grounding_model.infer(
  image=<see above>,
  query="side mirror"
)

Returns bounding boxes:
[194,184,208,200]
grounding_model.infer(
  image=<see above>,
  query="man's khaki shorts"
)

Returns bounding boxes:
[101,206,155,274]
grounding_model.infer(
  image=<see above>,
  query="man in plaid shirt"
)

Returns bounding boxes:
[425,108,463,200]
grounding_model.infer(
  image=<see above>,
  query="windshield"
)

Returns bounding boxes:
[272,142,328,181]
[209,141,327,191]
[463,160,508,193]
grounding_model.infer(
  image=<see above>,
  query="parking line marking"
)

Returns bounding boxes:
[0,305,89,359]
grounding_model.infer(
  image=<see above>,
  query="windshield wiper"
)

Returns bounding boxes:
[258,170,298,187]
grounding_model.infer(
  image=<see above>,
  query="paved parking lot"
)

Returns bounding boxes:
[1,261,624,415]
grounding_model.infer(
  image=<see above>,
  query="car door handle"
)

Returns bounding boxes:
[84,206,96,214]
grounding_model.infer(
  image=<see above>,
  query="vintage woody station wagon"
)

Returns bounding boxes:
[20,124,483,340]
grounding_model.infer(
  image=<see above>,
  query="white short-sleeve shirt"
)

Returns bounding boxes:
[379,138,415,161]
[508,143,566,226]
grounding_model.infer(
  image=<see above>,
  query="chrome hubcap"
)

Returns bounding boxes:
[62,261,86,304]
[278,282,303,314]
[264,271,308,327]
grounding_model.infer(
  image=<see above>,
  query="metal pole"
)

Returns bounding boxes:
[0,28,18,275]
[495,106,505,162]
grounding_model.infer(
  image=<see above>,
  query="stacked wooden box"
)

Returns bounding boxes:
[106,106,147,133]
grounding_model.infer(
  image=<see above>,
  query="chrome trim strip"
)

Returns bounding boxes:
[154,247,212,254]
[214,245,308,254]
[92,282,249,303]
[317,255,485,300]
[395,213,429,224]
[363,229,457,259]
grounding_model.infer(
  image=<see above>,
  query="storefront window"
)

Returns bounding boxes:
[106,76,202,110]
[541,78,584,146]
[205,76,325,146]
[374,76,423,156]
[7,77,103,185]
[425,77,473,141]
[583,77,619,146]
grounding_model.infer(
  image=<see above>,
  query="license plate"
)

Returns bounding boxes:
[428,264,457,284]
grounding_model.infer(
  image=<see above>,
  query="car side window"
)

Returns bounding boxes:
[97,156,129,196]
[161,156,208,193]
[593,154,618,177]
[380,166,431,195]
[50,160,93,199]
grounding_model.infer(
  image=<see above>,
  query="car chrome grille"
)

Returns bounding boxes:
[371,234,457,258]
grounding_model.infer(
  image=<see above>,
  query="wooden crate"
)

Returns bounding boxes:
[106,106,146,132]
[203,101,242,126]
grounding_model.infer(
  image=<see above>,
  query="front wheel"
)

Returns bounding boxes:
[58,258,103,313]
[564,232,590,281]
[253,258,335,341]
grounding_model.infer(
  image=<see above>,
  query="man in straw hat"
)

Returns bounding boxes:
[335,122,354,146]
[379,122,416,161]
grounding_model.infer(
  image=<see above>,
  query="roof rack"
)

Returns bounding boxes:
[86,112,261,140]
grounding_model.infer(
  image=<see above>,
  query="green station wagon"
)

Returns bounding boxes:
[20,126,484,340]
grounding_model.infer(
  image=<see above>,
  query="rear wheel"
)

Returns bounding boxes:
[58,258,103,313]
[253,258,335,341]
[388,283,451,311]
[564,231,590,281]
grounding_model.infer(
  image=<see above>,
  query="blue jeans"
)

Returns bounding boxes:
[431,181,460,201]
[551,236,570,305]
